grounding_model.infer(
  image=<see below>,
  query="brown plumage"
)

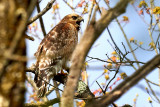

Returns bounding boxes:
[34,13,84,97]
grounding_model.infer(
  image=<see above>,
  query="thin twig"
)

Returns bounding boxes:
[26,75,38,90]
[146,81,160,103]
[25,34,35,41]
[146,78,160,86]
[36,1,46,36]
[131,4,149,25]
[133,42,154,51]
[46,85,58,96]
[90,73,104,87]
[122,42,128,53]
[104,56,123,92]
[62,0,75,10]
[155,33,160,47]
[86,0,95,27]
[53,80,61,106]
[87,56,146,65]
[96,81,104,92]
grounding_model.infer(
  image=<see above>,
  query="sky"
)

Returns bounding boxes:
[26,0,160,106]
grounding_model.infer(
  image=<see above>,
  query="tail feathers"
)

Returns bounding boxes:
[37,81,47,98]
[34,69,49,98]
[34,65,58,97]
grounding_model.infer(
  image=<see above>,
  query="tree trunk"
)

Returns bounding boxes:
[0,0,36,106]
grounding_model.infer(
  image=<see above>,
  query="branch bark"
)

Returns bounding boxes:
[61,0,131,107]
[24,98,60,107]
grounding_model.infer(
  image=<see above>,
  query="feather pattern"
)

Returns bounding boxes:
[34,14,83,97]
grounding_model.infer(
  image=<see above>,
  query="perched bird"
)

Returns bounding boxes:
[34,14,84,97]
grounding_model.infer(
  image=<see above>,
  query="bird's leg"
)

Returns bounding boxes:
[65,67,70,73]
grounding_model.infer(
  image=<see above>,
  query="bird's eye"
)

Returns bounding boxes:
[72,16,77,20]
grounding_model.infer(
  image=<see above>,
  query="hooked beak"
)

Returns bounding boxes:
[79,17,84,22]
[76,17,84,25]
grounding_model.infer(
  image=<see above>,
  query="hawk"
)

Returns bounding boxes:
[34,14,84,97]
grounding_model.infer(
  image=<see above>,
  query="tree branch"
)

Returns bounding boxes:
[88,54,160,107]
[36,2,46,36]
[28,0,56,25]
[60,0,131,107]
[24,98,60,107]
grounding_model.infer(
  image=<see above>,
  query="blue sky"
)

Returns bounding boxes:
[26,0,160,106]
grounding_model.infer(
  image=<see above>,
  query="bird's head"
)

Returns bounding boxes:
[61,13,84,31]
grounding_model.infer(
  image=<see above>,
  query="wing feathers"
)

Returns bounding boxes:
[34,18,79,97]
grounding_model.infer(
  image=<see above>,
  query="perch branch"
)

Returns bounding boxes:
[24,98,60,107]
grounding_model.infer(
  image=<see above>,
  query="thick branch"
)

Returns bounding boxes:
[24,98,60,107]
[88,54,160,107]
[61,0,131,107]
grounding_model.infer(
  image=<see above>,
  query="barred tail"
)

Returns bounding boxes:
[34,69,49,98]
[37,81,47,98]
